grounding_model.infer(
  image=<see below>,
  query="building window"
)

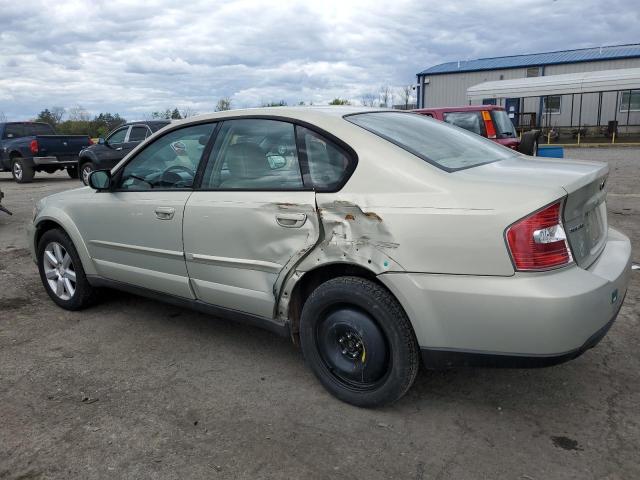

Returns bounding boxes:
[620,90,640,112]
[543,95,561,114]
[526,67,540,77]
[482,98,497,105]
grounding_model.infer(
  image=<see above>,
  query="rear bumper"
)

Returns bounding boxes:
[33,156,77,166]
[420,298,623,368]
[378,227,632,366]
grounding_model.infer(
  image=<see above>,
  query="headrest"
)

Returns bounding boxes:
[225,143,269,178]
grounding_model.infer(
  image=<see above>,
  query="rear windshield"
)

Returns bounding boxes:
[442,111,484,135]
[345,112,516,171]
[2,123,54,138]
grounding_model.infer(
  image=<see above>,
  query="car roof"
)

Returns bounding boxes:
[176,106,396,125]
[126,120,171,127]
[413,105,506,114]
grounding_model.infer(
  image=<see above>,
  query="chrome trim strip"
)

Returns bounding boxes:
[89,239,184,258]
[186,252,282,273]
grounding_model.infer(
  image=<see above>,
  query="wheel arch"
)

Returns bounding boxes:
[78,152,96,167]
[34,213,97,276]
[283,262,401,345]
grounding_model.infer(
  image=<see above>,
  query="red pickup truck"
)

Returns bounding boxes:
[413,105,538,155]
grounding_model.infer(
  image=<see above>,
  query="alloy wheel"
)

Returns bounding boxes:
[13,162,23,180]
[82,165,93,185]
[42,242,76,300]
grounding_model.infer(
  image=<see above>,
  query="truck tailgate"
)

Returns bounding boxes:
[35,135,90,157]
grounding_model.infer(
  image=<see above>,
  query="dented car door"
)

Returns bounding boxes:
[182,119,319,318]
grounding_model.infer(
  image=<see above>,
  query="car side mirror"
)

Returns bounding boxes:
[98,137,106,145]
[88,170,112,191]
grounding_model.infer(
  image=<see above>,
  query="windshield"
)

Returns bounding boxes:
[491,110,517,138]
[345,112,517,171]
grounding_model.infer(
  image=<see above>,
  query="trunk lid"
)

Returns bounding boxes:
[458,156,609,268]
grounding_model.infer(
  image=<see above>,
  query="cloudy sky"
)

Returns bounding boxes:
[0,0,638,120]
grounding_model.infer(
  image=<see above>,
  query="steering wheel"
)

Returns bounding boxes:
[161,164,196,186]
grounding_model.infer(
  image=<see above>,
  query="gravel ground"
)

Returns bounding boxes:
[0,148,638,480]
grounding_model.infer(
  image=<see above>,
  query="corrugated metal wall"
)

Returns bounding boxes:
[421,58,640,127]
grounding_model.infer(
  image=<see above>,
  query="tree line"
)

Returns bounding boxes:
[29,106,198,138]
[7,84,416,137]
[213,85,416,111]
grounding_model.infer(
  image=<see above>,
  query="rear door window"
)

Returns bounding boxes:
[128,126,149,142]
[442,112,485,136]
[201,119,303,190]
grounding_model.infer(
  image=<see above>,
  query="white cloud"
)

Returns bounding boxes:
[0,0,638,120]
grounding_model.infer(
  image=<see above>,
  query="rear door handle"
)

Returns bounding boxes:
[275,213,306,228]
[155,206,175,220]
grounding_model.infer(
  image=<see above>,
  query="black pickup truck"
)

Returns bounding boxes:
[0,122,92,183]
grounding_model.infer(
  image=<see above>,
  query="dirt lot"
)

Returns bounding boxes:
[1,149,638,480]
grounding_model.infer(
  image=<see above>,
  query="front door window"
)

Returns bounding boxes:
[117,123,215,190]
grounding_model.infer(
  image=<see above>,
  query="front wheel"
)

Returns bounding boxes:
[37,229,98,310]
[299,276,419,407]
[80,161,95,185]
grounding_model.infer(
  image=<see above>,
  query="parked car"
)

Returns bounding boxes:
[0,187,11,215]
[413,105,540,155]
[29,108,631,407]
[78,121,170,185]
[0,122,92,183]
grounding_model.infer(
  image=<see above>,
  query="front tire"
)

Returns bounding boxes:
[11,157,35,183]
[80,161,95,185]
[37,229,97,310]
[299,276,419,407]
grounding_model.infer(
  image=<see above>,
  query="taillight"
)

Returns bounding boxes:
[506,200,572,271]
[30,139,38,154]
[481,111,496,139]
[88,137,94,145]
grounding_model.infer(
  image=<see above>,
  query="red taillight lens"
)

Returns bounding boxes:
[481,110,496,139]
[506,201,572,271]
[30,139,38,154]
[88,137,94,145]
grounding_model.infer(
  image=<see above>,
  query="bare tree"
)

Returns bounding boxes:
[51,106,65,123]
[398,85,414,110]
[360,93,377,107]
[67,105,91,122]
[0,111,6,122]
[181,107,198,118]
[378,85,392,108]
[215,97,232,111]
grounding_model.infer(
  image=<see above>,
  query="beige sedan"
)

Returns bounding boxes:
[29,107,631,407]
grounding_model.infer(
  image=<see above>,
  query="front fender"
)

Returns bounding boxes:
[33,209,97,276]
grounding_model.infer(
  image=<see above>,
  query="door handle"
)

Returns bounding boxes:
[275,212,306,228]
[155,206,175,220]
